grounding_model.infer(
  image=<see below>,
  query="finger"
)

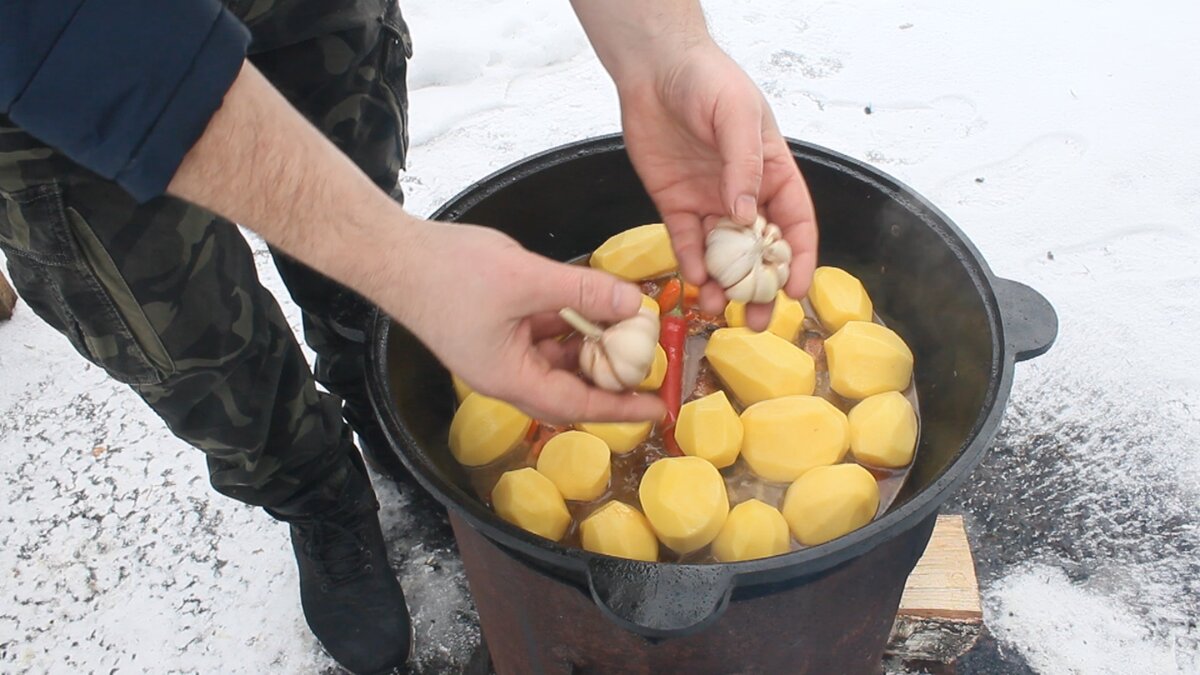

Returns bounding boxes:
[662,212,708,286]
[534,258,642,322]
[760,149,819,298]
[784,228,818,300]
[744,301,774,331]
[698,280,728,316]
[701,213,724,232]
[513,368,666,424]
[714,97,765,226]
[775,202,818,299]
[535,334,582,371]
[529,311,570,341]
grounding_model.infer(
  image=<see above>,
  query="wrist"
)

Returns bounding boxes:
[571,0,713,90]
[613,33,714,92]
[331,197,432,325]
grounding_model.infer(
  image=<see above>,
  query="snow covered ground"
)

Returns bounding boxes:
[3,0,1198,673]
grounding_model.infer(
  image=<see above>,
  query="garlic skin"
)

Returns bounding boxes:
[563,307,661,392]
[705,215,792,304]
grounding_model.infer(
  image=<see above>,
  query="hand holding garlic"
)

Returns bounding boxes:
[705,215,793,304]
[560,306,660,392]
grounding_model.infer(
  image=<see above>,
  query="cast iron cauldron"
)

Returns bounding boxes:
[366,135,1057,674]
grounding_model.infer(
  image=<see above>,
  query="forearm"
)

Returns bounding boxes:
[569,0,712,88]
[168,61,661,423]
[168,61,427,323]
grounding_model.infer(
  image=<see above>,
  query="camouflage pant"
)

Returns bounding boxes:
[0,0,411,510]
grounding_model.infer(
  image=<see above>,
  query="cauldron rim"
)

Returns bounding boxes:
[366,134,1053,588]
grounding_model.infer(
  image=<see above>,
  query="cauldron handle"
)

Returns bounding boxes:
[994,278,1058,361]
[586,557,735,639]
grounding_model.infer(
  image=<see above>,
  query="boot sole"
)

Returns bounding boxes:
[352,618,416,675]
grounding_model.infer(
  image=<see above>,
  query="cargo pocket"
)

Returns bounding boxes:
[0,183,174,385]
[380,1,412,170]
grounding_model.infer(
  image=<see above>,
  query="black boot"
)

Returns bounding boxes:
[269,462,412,674]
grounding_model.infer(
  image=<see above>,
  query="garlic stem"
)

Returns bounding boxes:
[558,308,605,340]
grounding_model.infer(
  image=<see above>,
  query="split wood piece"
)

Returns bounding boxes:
[0,271,16,321]
[885,514,983,664]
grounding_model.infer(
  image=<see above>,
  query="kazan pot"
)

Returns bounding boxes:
[366,134,1058,674]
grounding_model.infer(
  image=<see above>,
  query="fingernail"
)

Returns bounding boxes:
[735,194,758,224]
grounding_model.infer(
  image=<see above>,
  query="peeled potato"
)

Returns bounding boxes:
[576,421,652,455]
[740,395,850,482]
[450,373,473,403]
[723,291,805,342]
[580,501,660,562]
[825,321,914,399]
[639,456,730,554]
[536,431,612,501]
[641,293,660,316]
[676,391,743,468]
[765,292,806,342]
[782,463,879,546]
[705,328,816,406]
[492,468,571,541]
[809,266,873,332]
[724,300,746,327]
[848,392,918,468]
[711,499,791,562]
[449,393,531,467]
[590,223,679,281]
[637,344,668,391]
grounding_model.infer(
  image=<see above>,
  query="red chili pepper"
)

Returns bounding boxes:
[658,279,701,315]
[657,278,682,314]
[658,277,687,457]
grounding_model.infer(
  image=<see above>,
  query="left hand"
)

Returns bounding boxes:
[617,42,818,329]
[386,222,667,425]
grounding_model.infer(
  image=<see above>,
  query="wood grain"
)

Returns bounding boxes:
[899,514,983,620]
[886,514,984,663]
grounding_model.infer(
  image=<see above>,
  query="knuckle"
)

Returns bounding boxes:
[574,270,606,313]
[741,157,765,178]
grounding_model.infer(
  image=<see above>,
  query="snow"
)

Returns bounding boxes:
[3,0,1199,673]
[988,564,1198,673]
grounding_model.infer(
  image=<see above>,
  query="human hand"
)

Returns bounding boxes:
[387,221,667,424]
[165,63,660,423]
[617,42,818,329]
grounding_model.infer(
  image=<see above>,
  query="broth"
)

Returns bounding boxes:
[462,275,919,563]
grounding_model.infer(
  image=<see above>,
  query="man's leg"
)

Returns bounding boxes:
[0,117,410,673]
[247,1,414,480]
[0,126,356,506]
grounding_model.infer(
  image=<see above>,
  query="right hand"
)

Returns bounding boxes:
[616,42,818,329]
[385,221,667,425]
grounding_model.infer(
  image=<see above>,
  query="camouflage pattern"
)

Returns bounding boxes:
[0,0,411,509]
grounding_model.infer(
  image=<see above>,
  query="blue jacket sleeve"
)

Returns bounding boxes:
[0,0,252,201]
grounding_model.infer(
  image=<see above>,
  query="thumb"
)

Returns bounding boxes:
[715,97,765,226]
[540,260,642,323]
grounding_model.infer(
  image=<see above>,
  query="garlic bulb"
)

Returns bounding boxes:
[705,215,792,304]
[559,307,660,392]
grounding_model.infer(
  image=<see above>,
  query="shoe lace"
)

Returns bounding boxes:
[295,512,375,588]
